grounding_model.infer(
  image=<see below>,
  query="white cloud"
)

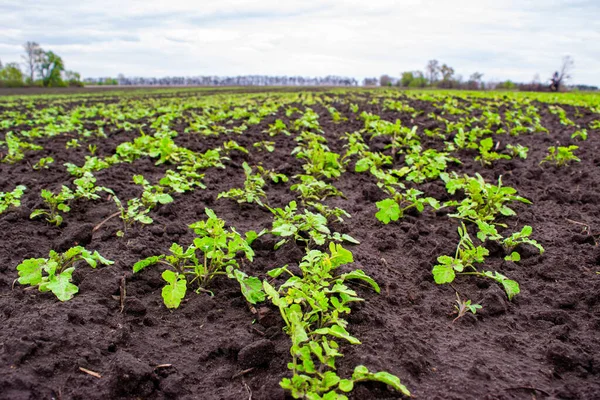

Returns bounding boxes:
[0,0,598,85]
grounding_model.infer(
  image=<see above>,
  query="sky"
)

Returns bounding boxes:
[0,0,599,85]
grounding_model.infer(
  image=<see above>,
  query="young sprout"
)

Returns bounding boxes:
[453,292,482,323]
[540,145,580,167]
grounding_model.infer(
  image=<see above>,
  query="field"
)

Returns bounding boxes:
[0,87,599,400]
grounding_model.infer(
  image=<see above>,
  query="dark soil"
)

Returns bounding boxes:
[1,91,599,400]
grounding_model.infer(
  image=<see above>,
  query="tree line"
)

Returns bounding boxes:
[2,44,593,92]
[0,42,82,88]
[84,75,359,87]
[366,56,592,92]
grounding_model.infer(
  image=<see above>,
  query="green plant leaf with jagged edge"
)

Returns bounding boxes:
[263,243,409,399]
[0,185,26,214]
[16,246,113,301]
[132,208,261,308]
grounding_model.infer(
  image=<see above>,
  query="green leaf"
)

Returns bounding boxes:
[322,371,340,389]
[504,252,521,262]
[501,278,520,300]
[133,255,163,273]
[340,270,380,293]
[46,267,79,301]
[156,193,174,204]
[315,324,360,345]
[161,270,187,309]
[375,198,400,224]
[479,137,493,151]
[354,158,371,172]
[92,251,114,266]
[328,242,353,267]
[432,259,456,284]
[338,379,354,392]
[267,265,289,278]
[231,269,265,304]
[17,258,45,286]
[352,366,410,397]
[341,233,360,244]
[272,223,297,237]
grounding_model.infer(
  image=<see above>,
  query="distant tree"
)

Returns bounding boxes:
[379,74,393,86]
[409,71,427,88]
[496,80,516,90]
[64,70,83,87]
[362,77,378,86]
[22,42,43,83]
[550,55,574,92]
[426,59,440,85]
[0,62,25,87]
[467,72,484,89]
[400,71,414,87]
[38,51,65,87]
[440,64,455,81]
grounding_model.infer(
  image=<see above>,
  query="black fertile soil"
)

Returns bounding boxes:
[1,91,599,400]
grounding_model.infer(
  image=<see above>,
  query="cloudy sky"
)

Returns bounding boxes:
[0,0,598,85]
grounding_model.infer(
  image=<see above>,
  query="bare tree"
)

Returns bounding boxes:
[425,59,440,85]
[440,64,455,81]
[22,42,43,83]
[467,72,484,89]
[550,55,574,92]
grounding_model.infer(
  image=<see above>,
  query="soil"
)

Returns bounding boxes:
[1,91,599,400]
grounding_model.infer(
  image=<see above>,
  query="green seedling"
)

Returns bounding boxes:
[159,169,206,193]
[253,140,275,152]
[291,175,344,203]
[293,108,323,132]
[354,152,392,174]
[442,172,531,225]
[375,189,440,224]
[475,137,511,167]
[66,138,80,149]
[111,175,173,235]
[133,175,174,209]
[221,140,249,155]
[0,185,26,214]
[264,243,410,399]
[31,172,110,226]
[400,149,459,183]
[88,144,98,155]
[16,246,113,301]
[540,145,580,167]
[369,119,420,156]
[218,162,287,207]
[133,208,260,308]
[505,144,528,159]
[295,143,344,179]
[64,155,117,177]
[1,132,43,163]
[32,156,55,170]
[453,293,482,323]
[501,225,544,261]
[571,129,587,141]
[266,119,290,136]
[433,223,520,300]
[269,201,359,249]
